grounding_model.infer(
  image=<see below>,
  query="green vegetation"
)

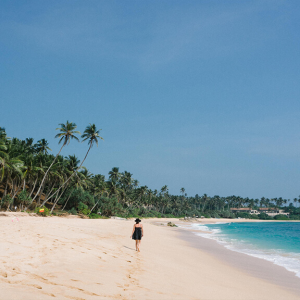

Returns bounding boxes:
[34,206,50,216]
[1,124,300,220]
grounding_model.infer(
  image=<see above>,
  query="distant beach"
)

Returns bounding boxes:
[1,213,300,299]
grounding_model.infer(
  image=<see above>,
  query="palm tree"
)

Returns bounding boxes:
[61,170,88,211]
[132,179,139,188]
[33,121,80,203]
[202,194,210,211]
[36,139,52,154]
[161,185,168,194]
[25,138,34,148]
[293,198,298,208]
[0,144,24,209]
[120,171,133,191]
[80,124,103,165]
[0,127,8,140]
[180,187,185,197]
[0,139,8,168]
[109,167,120,185]
[47,124,103,211]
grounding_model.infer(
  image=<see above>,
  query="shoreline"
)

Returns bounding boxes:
[177,225,300,296]
[1,214,300,299]
[153,217,300,297]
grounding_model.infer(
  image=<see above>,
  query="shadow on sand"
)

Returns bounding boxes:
[123,246,136,251]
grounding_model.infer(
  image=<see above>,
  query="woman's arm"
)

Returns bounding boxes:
[130,225,135,238]
[141,224,144,237]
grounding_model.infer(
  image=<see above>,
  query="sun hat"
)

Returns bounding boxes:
[135,218,141,223]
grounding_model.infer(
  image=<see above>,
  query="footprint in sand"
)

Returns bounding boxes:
[29,284,42,289]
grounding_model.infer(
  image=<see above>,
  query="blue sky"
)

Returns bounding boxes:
[1,0,300,199]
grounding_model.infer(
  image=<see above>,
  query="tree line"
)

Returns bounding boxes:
[1,124,300,220]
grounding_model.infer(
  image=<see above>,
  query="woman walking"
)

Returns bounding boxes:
[131,218,143,252]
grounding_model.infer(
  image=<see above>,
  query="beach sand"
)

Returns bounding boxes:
[0,213,299,300]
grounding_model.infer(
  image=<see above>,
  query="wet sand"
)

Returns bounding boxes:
[179,228,300,295]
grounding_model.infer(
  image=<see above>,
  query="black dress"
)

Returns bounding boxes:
[132,227,142,240]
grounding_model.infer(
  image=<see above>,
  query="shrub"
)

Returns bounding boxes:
[81,208,91,215]
[152,211,162,218]
[235,212,251,219]
[274,214,289,220]
[98,197,123,217]
[78,202,88,211]
[202,213,211,218]
[69,207,77,215]
[89,213,103,219]
[258,213,273,220]
[139,207,148,215]
[2,195,13,207]
[142,211,155,218]
[210,212,220,218]
[289,214,300,220]
[219,211,235,218]
[78,202,91,215]
[18,190,32,205]
[165,214,176,218]
[61,187,95,210]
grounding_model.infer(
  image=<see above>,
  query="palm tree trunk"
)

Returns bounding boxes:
[28,178,38,198]
[26,183,54,211]
[45,144,92,205]
[49,189,60,212]
[11,185,21,201]
[50,185,68,214]
[33,143,65,202]
[40,183,56,207]
[4,181,8,197]
[10,179,21,208]
[37,182,46,206]
[89,199,100,215]
[62,190,73,211]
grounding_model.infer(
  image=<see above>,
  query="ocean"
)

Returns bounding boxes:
[181,221,300,278]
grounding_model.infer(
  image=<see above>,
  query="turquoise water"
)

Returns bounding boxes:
[184,222,300,277]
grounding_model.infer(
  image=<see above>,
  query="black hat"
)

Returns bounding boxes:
[135,218,141,223]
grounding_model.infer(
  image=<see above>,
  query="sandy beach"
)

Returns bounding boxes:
[0,214,300,300]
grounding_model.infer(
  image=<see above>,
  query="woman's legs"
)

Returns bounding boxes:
[137,239,141,252]
[134,239,142,252]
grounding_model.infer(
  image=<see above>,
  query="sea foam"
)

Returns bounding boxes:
[179,222,300,278]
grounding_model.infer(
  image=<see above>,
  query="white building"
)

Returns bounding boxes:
[231,207,289,217]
